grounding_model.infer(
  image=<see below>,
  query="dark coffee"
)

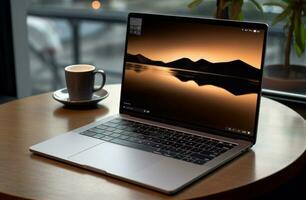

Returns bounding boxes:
[65,64,106,101]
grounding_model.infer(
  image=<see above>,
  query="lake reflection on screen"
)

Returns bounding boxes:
[122,62,259,134]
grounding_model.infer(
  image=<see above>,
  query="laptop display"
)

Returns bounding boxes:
[121,14,266,138]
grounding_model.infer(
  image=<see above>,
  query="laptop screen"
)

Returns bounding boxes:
[121,13,267,139]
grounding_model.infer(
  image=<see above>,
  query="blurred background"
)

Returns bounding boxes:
[27,0,306,96]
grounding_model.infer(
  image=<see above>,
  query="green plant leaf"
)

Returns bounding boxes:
[294,12,301,43]
[263,1,287,9]
[294,13,305,56]
[188,0,203,9]
[229,0,243,20]
[294,30,305,57]
[294,42,303,56]
[272,7,291,25]
[250,0,263,12]
[238,11,244,20]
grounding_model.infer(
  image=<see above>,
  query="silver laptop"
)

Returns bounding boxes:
[30,13,268,194]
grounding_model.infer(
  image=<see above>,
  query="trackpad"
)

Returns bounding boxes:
[69,142,160,176]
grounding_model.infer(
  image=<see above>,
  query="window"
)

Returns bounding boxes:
[27,0,306,101]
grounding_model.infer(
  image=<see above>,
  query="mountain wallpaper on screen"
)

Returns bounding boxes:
[125,53,260,96]
[126,53,260,80]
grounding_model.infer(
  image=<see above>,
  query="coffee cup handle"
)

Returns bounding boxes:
[93,69,106,92]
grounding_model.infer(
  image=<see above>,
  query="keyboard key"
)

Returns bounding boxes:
[96,125,108,130]
[112,138,155,153]
[110,133,120,138]
[191,148,202,153]
[93,134,104,139]
[182,157,193,162]
[81,131,96,137]
[162,141,174,146]
[101,136,112,141]
[152,138,162,143]
[104,122,117,127]
[125,127,135,131]
[163,146,176,152]
[200,150,212,155]
[135,139,145,144]
[172,143,181,148]
[113,129,123,134]
[106,127,116,131]
[117,125,127,129]
[119,135,129,140]
[89,128,104,134]
[180,145,192,151]
[127,137,137,142]
[174,154,184,159]
[186,141,196,146]
[190,153,214,160]
[172,148,184,154]
[142,141,152,146]
[193,159,207,165]
[102,131,112,136]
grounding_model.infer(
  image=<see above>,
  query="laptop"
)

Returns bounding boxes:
[30,13,268,194]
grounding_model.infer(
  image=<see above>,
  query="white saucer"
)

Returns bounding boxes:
[52,88,109,106]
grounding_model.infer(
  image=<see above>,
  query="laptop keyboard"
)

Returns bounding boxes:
[80,118,237,165]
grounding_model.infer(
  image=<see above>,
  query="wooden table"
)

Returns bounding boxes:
[1,84,306,200]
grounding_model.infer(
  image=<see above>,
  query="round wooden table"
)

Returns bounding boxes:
[0,84,306,200]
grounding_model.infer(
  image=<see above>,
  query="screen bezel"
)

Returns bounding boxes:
[119,12,268,144]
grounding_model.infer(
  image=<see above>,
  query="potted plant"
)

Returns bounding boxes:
[262,0,306,94]
[188,0,263,20]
